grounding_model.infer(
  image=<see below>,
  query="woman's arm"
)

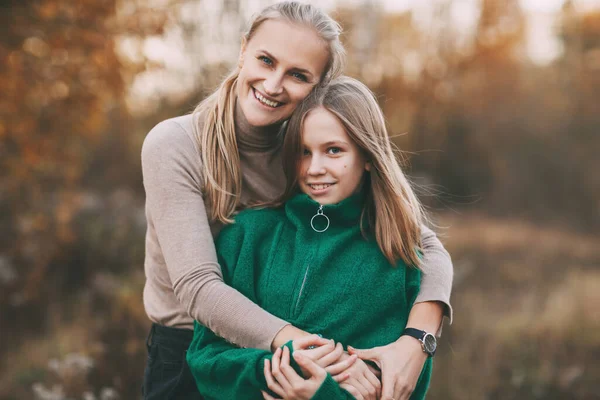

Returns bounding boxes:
[142,118,291,350]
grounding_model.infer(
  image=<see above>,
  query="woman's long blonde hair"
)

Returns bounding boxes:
[280,76,425,268]
[194,1,345,224]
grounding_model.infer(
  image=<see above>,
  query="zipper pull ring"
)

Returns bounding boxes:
[311,205,330,232]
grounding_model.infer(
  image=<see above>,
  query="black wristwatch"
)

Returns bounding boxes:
[402,328,437,357]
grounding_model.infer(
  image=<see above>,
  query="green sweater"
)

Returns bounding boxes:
[186,192,432,399]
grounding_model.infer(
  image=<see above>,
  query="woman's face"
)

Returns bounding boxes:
[237,19,330,127]
[298,107,370,205]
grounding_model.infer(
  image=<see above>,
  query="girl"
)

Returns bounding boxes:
[186,76,433,400]
[141,2,452,399]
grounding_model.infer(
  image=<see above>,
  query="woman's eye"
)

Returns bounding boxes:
[258,56,273,66]
[327,147,341,155]
[291,72,308,82]
[302,148,311,156]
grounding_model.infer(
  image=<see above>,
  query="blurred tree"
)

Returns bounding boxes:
[432,0,526,207]
[0,0,168,386]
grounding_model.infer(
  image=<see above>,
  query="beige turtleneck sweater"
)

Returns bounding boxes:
[141,112,453,351]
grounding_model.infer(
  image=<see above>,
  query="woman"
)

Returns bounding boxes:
[187,76,433,400]
[141,2,452,399]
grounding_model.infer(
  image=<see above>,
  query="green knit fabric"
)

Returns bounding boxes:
[186,192,432,399]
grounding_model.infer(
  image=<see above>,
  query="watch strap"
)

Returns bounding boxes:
[403,327,426,340]
[402,327,436,357]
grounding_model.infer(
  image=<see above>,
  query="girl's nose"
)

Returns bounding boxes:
[307,156,326,175]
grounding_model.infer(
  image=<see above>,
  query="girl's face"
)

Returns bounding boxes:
[237,19,330,127]
[298,107,370,205]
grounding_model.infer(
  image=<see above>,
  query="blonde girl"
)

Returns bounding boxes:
[187,76,435,400]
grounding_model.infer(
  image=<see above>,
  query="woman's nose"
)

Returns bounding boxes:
[263,72,284,96]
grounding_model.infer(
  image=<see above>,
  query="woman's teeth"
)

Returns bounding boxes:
[309,184,333,190]
[254,89,281,108]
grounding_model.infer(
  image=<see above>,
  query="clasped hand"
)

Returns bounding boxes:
[262,335,381,400]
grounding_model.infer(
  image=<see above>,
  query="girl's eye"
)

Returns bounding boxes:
[302,148,311,156]
[291,71,308,82]
[258,56,273,66]
[327,147,342,155]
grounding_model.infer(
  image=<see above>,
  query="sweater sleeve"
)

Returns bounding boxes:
[406,267,422,310]
[187,328,355,400]
[312,375,357,399]
[141,119,288,350]
[186,321,273,400]
[417,225,454,324]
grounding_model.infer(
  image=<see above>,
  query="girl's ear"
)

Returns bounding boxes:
[365,161,372,172]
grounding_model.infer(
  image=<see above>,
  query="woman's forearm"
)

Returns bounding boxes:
[405,301,444,335]
[270,324,311,352]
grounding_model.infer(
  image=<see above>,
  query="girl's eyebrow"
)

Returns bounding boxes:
[322,140,348,146]
[258,50,316,79]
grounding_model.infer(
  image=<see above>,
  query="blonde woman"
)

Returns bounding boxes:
[187,76,436,400]
[141,2,452,399]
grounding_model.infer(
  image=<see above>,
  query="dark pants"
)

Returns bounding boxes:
[142,323,203,400]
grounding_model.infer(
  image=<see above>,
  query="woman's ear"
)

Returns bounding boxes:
[365,161,372,172]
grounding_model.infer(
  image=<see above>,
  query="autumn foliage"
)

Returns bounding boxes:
[0,0,599,399]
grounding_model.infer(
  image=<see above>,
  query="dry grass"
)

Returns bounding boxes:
[0,271,149,400]
[429,213,600,400]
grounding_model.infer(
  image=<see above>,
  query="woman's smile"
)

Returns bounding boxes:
[252,87,283,108]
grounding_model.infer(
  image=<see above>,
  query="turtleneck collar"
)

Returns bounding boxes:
[234,99,284,152]
[285,190,367,234]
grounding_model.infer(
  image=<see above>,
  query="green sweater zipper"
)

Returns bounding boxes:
[187,192,432,400]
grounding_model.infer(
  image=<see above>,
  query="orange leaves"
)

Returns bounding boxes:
[22,37,51,58]
[35,1,60,21]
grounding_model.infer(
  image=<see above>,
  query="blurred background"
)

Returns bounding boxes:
[1,0,599,399]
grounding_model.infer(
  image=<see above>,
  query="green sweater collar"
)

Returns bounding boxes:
[284,191,366,233]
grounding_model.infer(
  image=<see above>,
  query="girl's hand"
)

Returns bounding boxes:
[348,336,427,400]
[292,336,379,398]
[327,353,381,400]
[263,346,327,400]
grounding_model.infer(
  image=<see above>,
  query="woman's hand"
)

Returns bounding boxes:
[292,336,344,367]
[327,353,381,400]
[348,336,427,400]
[263,346,328,400]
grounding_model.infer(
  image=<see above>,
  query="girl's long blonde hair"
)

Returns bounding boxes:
[194,1,345,224]
[280,76,425,268]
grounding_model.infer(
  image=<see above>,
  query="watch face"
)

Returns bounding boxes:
[423,333,437,354]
